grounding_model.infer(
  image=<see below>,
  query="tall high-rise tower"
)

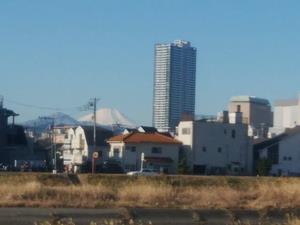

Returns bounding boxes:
[153,40,197,132]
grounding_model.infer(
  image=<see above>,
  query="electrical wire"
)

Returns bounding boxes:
[5,98,80,112]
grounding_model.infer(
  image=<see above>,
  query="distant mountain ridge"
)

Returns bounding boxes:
[22,109,136,133]
[22,112,79,131]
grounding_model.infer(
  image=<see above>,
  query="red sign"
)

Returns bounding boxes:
[93,152,99,159]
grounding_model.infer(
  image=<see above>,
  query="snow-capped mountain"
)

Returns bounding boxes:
[79,108,136,128]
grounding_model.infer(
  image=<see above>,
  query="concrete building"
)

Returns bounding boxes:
[176,113,252,175]
[271,96,300,135]
[62,126,114,172]
[254,126,300,176]
[229,96,272,135]
[107,128,181,174]
[153,40,197,132]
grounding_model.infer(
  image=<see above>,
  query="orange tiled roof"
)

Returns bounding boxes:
[107,132,181,145]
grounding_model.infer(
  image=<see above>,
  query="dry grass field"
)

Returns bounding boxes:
[1,173,300,210]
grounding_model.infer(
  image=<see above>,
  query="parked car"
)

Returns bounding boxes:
[0,163,8,171]
[127,168,160,176]
[102,160,124,174]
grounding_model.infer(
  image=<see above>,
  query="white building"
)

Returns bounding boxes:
[62,126,113,172]
[153,40,197,132]
[107,130,181,174]
[269,97,300,136]
[254,126,300,176]
[176,115,252,175]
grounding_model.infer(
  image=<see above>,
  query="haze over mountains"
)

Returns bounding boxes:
[22,108,136,132]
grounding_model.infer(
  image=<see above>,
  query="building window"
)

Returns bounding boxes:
[113,148,120,157]
[218,147,222,153]
[237,105,241,112]
[202,147,207,152]
[182,128,191,135]
[231,130,236,139]
[288,156,292,161]
[126,146,136,152]
[283,156,287,161]
[152,147,162,154]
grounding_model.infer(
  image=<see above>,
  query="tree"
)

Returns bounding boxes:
[177,157,190,174]
[256,159,272,176]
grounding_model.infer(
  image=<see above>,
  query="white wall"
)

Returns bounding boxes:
[62,126,109,167]
[176,121,194,167]
[108,142,180,174]
[274,105,300,129]
[176,120,251,174]
[267,133,300,176]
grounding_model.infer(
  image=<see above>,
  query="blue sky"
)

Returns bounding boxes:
[1,0,300,125]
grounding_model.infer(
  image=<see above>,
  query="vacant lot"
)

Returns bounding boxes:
[0,173,300,209]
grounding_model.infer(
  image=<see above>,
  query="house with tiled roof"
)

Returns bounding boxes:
[107,129,181,174]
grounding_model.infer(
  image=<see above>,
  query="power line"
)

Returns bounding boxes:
[5,98,80,111]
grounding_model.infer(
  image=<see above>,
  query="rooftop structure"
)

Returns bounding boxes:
[229,96,272,130]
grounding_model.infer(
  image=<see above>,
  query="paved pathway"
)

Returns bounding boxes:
[0,208,295,225]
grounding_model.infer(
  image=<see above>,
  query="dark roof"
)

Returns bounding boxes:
[1,108,19,118]
[254,126,300,150]
[139,126,157,133]
[124,128,138,132]
[81,126,114,146]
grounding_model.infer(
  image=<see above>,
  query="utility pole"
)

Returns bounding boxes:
[39,116,56,174]
[93,98,97,161]
[83,98,100,174]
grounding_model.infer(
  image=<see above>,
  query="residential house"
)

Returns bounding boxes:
[62,126,114,172]
[254,126,300,176]
[176,112,252,175]
[107,128,181,174]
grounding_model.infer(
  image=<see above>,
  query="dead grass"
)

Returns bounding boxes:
[1,173,300,209]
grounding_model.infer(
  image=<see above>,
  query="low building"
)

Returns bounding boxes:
[62,126,114,172]
[107,129,181,174]
[254,126,300,176]
[176,114,252,175]
[0,104,31,167]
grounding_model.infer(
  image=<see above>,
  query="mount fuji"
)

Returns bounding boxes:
[79,108,136,128]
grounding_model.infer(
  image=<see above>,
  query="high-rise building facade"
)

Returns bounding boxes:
[153,40,197,132]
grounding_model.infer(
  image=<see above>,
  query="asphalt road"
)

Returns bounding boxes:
[0,208,295,225]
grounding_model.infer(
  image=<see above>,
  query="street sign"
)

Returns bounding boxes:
[93,152,99,159]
